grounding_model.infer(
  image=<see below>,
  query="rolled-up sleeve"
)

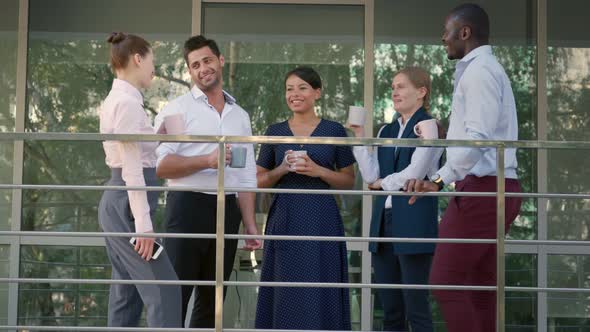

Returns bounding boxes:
[155,104,181,167]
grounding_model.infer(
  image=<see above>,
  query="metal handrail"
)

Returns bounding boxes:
[1,183,589,199]
[1,132,589,332]
[0,131,588,149]
[3,276,590,293]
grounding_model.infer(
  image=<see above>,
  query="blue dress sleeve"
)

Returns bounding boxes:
[257,126,276,170]
[333,123,356,169]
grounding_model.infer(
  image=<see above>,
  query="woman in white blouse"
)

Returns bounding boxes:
[350,67,442,332]
[98,32,181,327]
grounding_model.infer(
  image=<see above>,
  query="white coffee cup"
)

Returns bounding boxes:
[162,113,185,135]
[347,106,367,126]
[413,119,438,139]
[287,150,307,171]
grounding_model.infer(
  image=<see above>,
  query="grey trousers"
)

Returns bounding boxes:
[98,168,181,327]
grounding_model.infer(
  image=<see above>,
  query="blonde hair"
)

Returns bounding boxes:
[393,67,432,111]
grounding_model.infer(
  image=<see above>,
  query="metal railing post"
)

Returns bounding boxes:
[496,145,506,332]
[215,139,226,332]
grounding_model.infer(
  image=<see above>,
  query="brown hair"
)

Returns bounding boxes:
[394,67,432,111]
[107,32,151,70]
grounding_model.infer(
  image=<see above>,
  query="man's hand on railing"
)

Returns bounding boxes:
[404,179,438,205]
[242,223,262,250]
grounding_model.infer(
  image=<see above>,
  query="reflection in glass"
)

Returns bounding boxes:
[203,3,364,239]
[0,0,18,231]
[546,0,590,241]
[224,249,362,329]
[506,254,537,331]
[18,246,112,327]
[547,255,590,329]
[546,48,590,241]
[373,0,537,242]
[0,246,9,325]
[23,0,192,232]
[373,1,538,330]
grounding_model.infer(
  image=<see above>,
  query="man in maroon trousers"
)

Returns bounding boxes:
[404,4,522,332]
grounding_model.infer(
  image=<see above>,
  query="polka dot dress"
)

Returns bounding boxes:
[255,119,355,330]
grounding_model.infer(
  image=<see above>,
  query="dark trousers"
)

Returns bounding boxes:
[373,209,434,332]
[429,175,522,332]
[164,191,241,328]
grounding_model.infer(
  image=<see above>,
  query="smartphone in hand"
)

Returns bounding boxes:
[129,237,164,260]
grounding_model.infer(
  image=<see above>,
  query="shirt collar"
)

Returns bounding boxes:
[454,45,493,90]
[457,45,492,66]
[396,116,405,128]
[395,107,425,128]
[190,85,236,105]
[112,78,143,104]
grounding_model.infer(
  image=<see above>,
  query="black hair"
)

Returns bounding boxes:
[183,35,221,64]
[449,3,490,42]
[284,66,322,89]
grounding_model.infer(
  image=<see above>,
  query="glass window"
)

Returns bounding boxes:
[0,245,9,325]
[0,0,19,231]
[19,0,193,325]
[374,0,537,328]
[546,0,590,241]
[203,3,364,135]
[547,254,590,329]
[202,4,364,235]
[224,248,362,329]
[203,4,364,328]
[23,0,192,232]
[506,254,537,331]
[18,245,112,327]
[374,0,537,241]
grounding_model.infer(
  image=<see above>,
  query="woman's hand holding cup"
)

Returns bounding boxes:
[284,150,307,172]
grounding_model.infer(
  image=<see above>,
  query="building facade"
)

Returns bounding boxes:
[0,0,589,330]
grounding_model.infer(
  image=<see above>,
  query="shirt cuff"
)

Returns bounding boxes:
[380,175,401,192]
[436,165,458,185]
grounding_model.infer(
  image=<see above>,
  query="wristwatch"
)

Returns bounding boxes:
[431,174,445,191]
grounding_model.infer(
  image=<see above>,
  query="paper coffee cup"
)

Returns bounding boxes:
[164,113,185,135]
[347,106,367,126]
[230,146,247,168]
[413,119,438,139]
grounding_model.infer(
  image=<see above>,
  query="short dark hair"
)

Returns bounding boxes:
[285,66,322,90]
[183,35,221,64]
[449,3,490,42]
[107,32,151,70]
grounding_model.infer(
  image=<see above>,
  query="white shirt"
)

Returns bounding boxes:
[437,45,518,184]
[354,116,442,208]
[99,78,157,233]
[155,86,256,193]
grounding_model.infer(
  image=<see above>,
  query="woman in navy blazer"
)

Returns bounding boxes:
[351,67,442,332]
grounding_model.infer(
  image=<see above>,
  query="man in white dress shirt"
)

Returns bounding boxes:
[155,35,261,328]
[404,4,522,332]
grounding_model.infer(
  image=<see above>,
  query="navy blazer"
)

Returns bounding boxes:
[369,108,439,254]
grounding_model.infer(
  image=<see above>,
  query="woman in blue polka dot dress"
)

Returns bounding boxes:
[255,67,356,330]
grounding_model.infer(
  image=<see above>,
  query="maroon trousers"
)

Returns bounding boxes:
[429,175,522,332]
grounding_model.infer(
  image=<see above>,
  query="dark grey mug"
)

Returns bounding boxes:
[230,146,247,168]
